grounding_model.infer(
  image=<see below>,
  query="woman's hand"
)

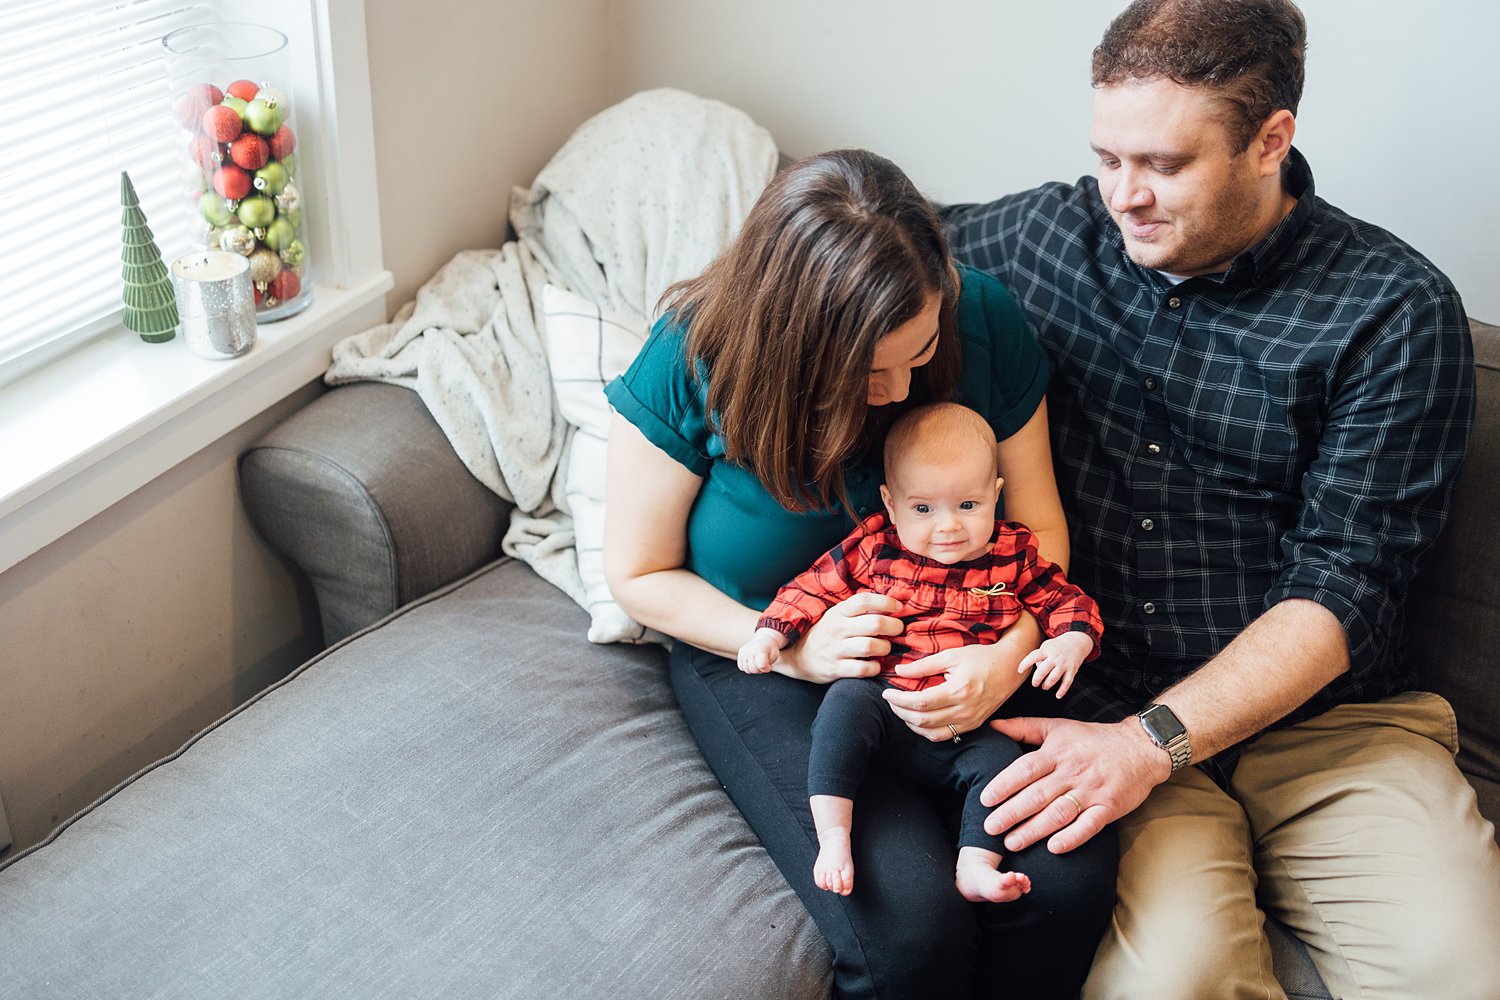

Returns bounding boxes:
[882,615,1040,739]
[777,592,904,684]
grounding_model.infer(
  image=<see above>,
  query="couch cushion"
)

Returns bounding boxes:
[0,560,831,999]
[1410,319,1500,843]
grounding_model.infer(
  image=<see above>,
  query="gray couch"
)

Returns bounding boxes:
[1,321,1495,1000]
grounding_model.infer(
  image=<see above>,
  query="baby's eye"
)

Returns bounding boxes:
[959,501,977,511]
[914,504,931,515]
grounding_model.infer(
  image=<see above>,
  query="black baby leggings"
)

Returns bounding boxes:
[669,642,1118,1000]
[809,676,1021,855]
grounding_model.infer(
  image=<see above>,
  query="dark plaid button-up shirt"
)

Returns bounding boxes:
[758,513,1104,693]
[943,149,1475,780]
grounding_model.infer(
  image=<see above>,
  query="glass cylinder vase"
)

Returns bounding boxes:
[162,22,312,321]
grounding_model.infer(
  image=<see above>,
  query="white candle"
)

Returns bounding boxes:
[170,250,256,359]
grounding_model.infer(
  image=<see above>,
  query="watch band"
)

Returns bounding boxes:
[1137,703,1193,772]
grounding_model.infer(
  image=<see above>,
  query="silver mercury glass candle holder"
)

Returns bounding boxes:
[170,250,257,359]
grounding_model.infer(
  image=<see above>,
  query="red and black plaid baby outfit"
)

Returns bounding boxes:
[758,512,1104,691]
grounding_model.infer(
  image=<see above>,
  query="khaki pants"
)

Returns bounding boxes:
[1084,692,1500,1000]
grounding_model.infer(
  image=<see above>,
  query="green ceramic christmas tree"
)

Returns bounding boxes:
[119,171,178,343]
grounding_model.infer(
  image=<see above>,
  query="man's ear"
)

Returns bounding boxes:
[880,484,895,518]
[1255,109,1296,178]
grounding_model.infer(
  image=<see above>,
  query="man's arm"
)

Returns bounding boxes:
[981,598,1347,853]
[980,279,1474,854]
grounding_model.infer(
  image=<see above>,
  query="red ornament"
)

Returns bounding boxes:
[188,135,220,168]
[268,124,296,160]
[212,164,252,200]
[226,79,260,102]
[174,83,225,130]
[228,134,270,170]
[267,269,301,303]
[202,104,243,143]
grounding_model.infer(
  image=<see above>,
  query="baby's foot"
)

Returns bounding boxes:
[814,827,854,896]
[955,846,1031,903]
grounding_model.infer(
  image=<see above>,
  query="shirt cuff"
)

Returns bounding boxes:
[603,376,710,477]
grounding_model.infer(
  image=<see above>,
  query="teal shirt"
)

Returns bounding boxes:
[604,265,1048,611]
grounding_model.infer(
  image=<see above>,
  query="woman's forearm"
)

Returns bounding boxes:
[612,569,761,660]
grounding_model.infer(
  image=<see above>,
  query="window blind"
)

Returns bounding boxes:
[0,0,217,374]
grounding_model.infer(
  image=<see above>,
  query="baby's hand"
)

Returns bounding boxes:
[1016,632,1094,698]
[738,628,787,675]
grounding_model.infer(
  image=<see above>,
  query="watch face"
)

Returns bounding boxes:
[1142,704,1187,742]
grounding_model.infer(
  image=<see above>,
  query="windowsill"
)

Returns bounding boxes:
[0,271,393,575]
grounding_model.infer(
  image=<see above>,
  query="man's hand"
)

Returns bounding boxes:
[980,716,1172,853]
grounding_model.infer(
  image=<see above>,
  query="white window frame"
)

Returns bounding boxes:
[0,0,392,575]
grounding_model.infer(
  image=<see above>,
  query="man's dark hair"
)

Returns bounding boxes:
[1092,0,1307,152]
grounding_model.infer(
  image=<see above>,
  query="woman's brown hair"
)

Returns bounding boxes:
[661,149,961,513]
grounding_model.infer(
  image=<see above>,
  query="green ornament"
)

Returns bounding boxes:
[198,191,233,227]
[236,194,275,229]
[264,217,295,251]
[244,98,284,136]
[279,152,297,177]
[118,171,178,343]
[279,238,306,266]
[253,161,288,195]
[222,96,249,119]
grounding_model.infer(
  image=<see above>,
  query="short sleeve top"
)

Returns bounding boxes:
[604,264,1048,610]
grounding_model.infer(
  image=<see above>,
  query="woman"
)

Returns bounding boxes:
[603,149,1116,999]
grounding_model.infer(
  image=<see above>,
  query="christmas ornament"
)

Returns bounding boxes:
[188,135,220,168]
[118,171,178,342]
[266,269,300,305]
[228,133,269,170]
[226,79,260,101]
[268,124,296,160]
[236,194,275,229]
[218,225,257,256]
[202,104,243,142]
[248,247,282,284]
[263,217,296,251]
[253,161,288,195]
[273,182,301,216]
[279,238,306,267]
[212,164,252,200]
[244,97,283,136]
[198,192,233,227]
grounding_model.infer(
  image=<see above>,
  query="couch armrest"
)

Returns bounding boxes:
[239,382,512,646]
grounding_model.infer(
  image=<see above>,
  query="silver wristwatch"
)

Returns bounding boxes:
[1136,703,1192,772]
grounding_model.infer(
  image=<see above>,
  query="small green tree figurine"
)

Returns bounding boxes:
[119,171,178,343]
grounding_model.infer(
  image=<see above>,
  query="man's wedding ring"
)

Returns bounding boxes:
[1062,792,1083,817]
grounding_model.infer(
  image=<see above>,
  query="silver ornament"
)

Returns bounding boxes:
[274,182,301,216]
[218,225,256,256]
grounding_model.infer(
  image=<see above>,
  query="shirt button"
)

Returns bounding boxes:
[857,506,869,516]
[1147,442,1162,455]
[1142,602,1157,615]
[1140,518,1155,531]
[1142,376,1158,391]
[1167,297,1182,309]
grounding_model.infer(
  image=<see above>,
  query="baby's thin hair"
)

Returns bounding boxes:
[884,402,998,483]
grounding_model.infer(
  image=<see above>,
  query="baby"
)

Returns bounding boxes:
[738,402,1102,902]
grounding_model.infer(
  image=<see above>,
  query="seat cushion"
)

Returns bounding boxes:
[0,560,831,999]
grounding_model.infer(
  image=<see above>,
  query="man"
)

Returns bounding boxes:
[943,0,1500,996]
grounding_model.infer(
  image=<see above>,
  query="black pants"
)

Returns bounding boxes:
[670,642,1118,1000]
[809,676,1019,854]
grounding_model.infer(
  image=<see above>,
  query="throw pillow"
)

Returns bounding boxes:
[541,283,666,645]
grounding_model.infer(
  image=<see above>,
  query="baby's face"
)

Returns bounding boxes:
[880,451,1002,564]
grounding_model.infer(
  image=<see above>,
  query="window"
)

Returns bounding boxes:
[0,0,216,379]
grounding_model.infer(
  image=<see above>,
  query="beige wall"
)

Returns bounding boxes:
[365,0,613,312]
[606,0,1500,323]
[0,385,322,851]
